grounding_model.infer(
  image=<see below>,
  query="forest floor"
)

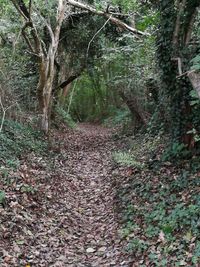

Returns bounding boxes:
[1,122,200,266]
[0,123,133,267]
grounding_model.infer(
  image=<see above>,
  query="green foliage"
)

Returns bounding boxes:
[191,55,200,71]
[111,0,139,12]
[1,0,158,134]
[114,129,200,264]
[55,106,77,128]
[1,43,38,116]
[60,15,103,71]
[111,109,130,125]
[0,190,6,206]
[187,128,200,143]
[113,151,144,168]
[63,4,157,128]
[162,142,190,161]
[118,169,200,265]
[103,108,132,130]
[131,131,164,161]
[189,89,200,106]
[101,31,157,130]
[126,238,149,254]
[0,120,47,168]
[67,72,122,123]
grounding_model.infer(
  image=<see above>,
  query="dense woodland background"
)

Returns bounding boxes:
[1,0,200,266]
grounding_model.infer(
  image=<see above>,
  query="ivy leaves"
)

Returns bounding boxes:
[191,55,200,71]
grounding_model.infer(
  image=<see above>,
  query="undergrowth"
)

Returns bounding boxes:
[0,119,48,206]
[0,120,47,169]
[113,133,200,266]
[55,106,77,128]
[113,151,144,169]
[103,108,132,129]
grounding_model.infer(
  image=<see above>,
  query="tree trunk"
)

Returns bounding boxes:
[119,92,147,128]
[37,53,55,133]
[11,0,66,134]
[157,0,200,148]
[188,71,200,98]
[62,83,72,99]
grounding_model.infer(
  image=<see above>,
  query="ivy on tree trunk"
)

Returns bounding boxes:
[157,0,200,149]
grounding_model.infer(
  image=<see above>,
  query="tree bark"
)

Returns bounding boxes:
[11,0,66,133]
[188,71,200,98]
[119,92,148,127]
[37,54,55,132]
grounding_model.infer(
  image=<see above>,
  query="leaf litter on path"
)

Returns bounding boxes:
[0,123,133,266]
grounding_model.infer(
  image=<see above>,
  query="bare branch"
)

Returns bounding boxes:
[25,50,41,57]
[104,12,130,17]
[86,15,112,59]
[176,69,195,78]
[67,78,78,114]
[0,96,5,133]
[10,0,42,55]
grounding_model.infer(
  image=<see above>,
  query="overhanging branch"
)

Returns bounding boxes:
[66,0,150,36]
[59,72,82,88]
[11,0,30,20]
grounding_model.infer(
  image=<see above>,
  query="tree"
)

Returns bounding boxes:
[10,0,147,133]
[156,0,200,148]
[10,0,66,133]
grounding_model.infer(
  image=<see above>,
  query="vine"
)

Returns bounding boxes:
[157,0,200,150]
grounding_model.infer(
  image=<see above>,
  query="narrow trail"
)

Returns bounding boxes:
[1,124,132,266]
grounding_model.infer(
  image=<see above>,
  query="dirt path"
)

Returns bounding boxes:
[0,124,132,266]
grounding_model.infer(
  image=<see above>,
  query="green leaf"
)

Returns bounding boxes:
[190,89,198,99]
[162,224,173,234]
[0,190,6,205]
[16,240,25,245]
[190,100,200,106]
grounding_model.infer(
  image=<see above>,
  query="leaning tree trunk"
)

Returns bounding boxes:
[119,91,148,128]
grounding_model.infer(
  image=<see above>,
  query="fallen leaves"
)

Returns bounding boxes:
[0,124,132,266]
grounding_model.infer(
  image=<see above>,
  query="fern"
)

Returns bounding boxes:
[113,151,143,168]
